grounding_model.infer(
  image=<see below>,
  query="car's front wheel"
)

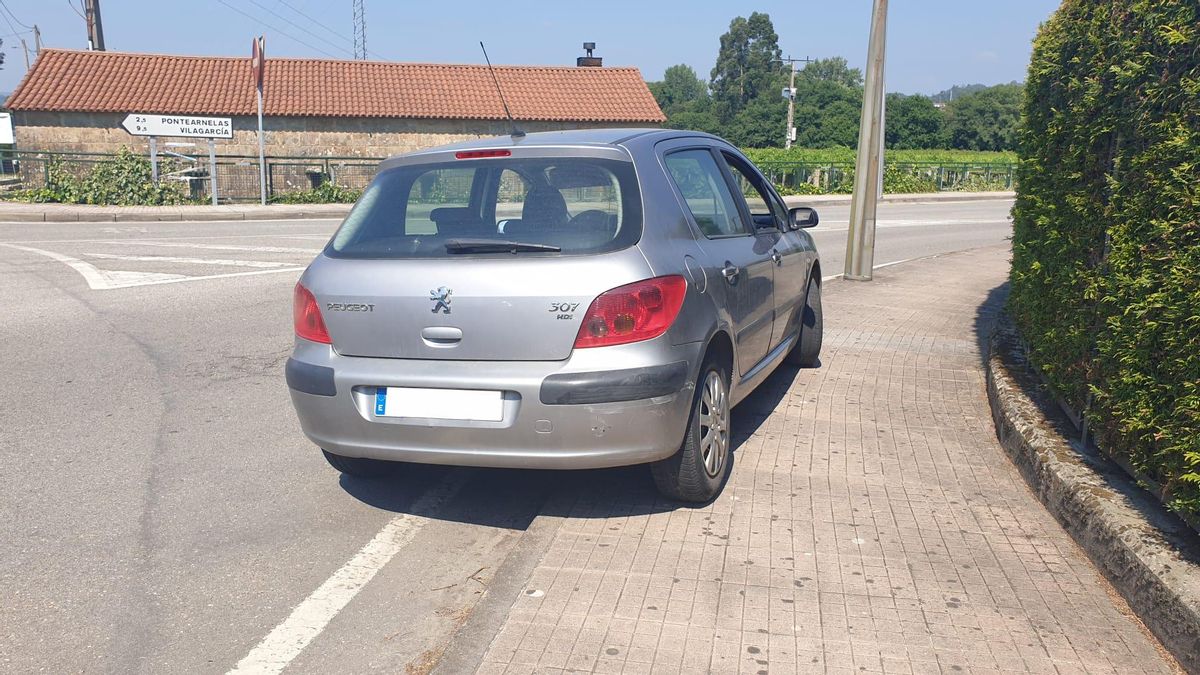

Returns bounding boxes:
[321,449,397,478]
[651,357,732,502]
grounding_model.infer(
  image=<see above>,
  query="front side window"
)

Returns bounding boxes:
[328,157,640,258]
[664,149,748,238]
[722,152,787,230]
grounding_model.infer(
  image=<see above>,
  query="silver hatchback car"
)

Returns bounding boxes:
[287,129,822,502]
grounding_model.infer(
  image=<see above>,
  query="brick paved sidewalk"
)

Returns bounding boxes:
[474,245,1173,674]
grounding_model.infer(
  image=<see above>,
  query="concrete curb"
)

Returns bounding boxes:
[986,312,1200,672]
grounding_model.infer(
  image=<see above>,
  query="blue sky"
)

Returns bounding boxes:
[0,0,1061,95]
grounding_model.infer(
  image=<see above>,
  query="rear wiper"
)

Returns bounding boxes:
[444,239,561,254]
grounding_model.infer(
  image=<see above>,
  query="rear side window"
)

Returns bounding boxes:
[664,149,748,238]
[328,157,641,258]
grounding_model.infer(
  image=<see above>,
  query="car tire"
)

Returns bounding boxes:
[321,449,397,478]
[651,357,732,503]
[786,277,823,367]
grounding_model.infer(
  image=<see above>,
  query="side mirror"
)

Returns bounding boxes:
[788,207,819,229]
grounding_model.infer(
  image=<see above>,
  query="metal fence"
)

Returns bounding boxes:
[756,161,1016,194]
[0,149,1017,203]
[0,149,381,203]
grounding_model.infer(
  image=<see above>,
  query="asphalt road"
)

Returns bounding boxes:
[0,199,1013,673]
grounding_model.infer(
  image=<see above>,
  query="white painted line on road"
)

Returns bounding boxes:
[823,257,919,282]
[9,232,333,245]
[227,474,466,675]
[98,266,306,289]
[814,218,1011,232]
[114,241,323,254]
[86,253,299,269]
[0,242,183,289]
[0,242,303,289]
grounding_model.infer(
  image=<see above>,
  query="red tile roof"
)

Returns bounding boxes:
[5,49,666,123]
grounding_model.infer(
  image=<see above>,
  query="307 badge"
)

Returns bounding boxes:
[549,302,580,320]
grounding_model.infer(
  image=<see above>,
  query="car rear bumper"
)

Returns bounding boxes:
[286,338,702,470]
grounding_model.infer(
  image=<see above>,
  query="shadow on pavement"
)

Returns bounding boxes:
[337,361,803,526]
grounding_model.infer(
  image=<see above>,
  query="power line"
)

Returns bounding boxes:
[0,0,33,30]
[214,0,343,59]
[0,2,20,39]
[245,0,352,58]
[275,0,352,48]
[275,0,384,60]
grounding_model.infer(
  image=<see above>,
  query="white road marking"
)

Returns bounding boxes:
[111,241,322,254]
[814,218,1010,232]
[9,232,332,245]
[0,242,302,289]
[227,475,466,675]
[86,253,298,269]
[823,257,920,282]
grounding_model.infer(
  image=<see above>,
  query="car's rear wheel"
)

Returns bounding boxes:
[786,277,823,367]
[321,449,397,478]
[651,357,732,503]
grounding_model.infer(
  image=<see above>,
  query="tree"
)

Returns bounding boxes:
[885,93,944,149]
[648,64,707,113]
[796,57,863,88]
[941,83,1023,151]
[791,79,861,148]
[709,12,785,121]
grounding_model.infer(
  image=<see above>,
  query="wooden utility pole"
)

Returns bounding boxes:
[85,0,105,51]
[33,24,41,55]
[844,0,888,281]
[782,56,813,149]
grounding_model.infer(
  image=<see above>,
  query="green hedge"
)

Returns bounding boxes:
[1010,0,1200,517]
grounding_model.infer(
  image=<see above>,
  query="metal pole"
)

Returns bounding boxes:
[785,62,796,150]
[208,138,218,206]
[844,0,888,281]
[149,136,158,185]
[256,88,266,205]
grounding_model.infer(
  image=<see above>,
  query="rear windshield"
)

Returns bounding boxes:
[327,157,642,258]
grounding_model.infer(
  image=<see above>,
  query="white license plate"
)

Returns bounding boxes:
[373,387,503,422]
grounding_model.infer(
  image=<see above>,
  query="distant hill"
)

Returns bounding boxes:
[931,82,1022,103]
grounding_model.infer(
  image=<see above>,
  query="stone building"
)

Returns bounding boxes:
[4,49,665,159]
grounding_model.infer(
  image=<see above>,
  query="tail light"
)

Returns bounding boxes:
[293,282,331,344]
[574,276,688,348]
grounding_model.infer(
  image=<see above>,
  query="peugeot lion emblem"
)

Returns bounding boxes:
[430,286,453,314]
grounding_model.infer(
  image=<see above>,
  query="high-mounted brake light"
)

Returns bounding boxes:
[574,276,688,349]
[455,149,512,159]
[293,282,331,344]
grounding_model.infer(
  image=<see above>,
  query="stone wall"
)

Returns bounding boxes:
[11,111,655,158]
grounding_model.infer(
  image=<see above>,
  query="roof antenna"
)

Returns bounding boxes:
[479,41,525,138]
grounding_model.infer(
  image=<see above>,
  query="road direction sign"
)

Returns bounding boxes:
[121,114,233,139]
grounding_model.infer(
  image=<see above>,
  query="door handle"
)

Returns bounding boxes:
[771,249,782,265]
[720,263,740,283]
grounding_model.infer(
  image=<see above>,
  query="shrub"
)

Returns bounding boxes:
[270,179,361,204]
[10,148,190,205]
[78,148,190,205]
[1009,0,1200,517]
